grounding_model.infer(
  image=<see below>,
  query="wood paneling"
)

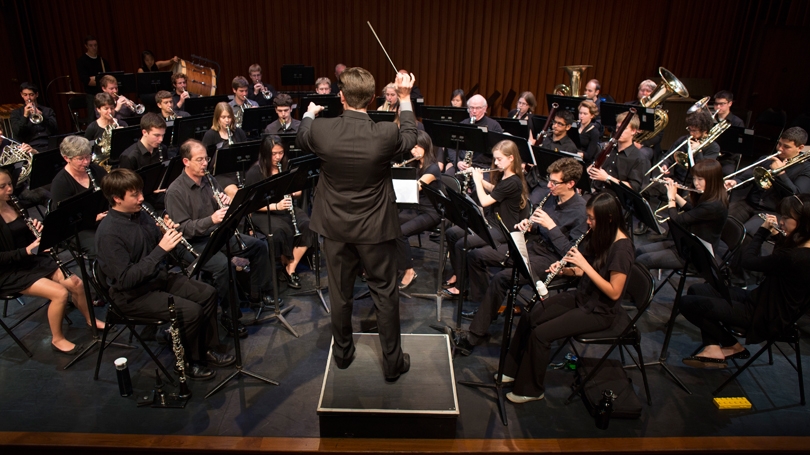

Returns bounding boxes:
[4,0,809,135]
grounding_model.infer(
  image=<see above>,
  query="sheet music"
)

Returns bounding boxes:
[510,231,534,281]
[393,179,419,204]
[698,237,715,258]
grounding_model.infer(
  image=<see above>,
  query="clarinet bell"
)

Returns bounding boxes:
[535,281,549,300]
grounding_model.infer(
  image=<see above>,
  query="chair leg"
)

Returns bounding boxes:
[634,342,652,405]
[3,299,7,317]
[796,332,805,406]
[619,346,626,364]
[94,324,112,380]
[713,342,772,396]
[129,324,176,387]
[0,316,33,357]
[652,270,676,298]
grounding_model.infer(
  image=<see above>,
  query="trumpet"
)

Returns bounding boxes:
[260,85,272,100]
[205,171,248,250]
[166,107,177,121]
[114,94,145,115]
[140,204,199,276]
[758,213,786,236]
[535,229,589,299]
[393,155,420,167]
[27,100,43,124]
[8,195,72,277]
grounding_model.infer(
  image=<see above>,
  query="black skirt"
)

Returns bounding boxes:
[0,254,58,295]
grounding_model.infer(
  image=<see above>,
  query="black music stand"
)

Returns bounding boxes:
[531,146,591,193]
[136,71,172,95]
[280,64,315,86]
[421,106,469,123]
[299,94,341,118]
[171,114,211,146]
[458,217,540,426]
[40,190,129,369]
[47,132,83,151]
[183,95,229,117]
[284,155,329,313]
[607,180,664,238]
[234,170,300,333]
[199,195,280,398]
[489,131,535,165]
[367,111,396,123]
[109,125,141,162]
[430,187,496,356]
[275,133,306,158]
[600,102,655,131]
[715,126,755,158]
[490,117,530,139]
[423,120,487,172]
[158,157,184,192]
[529,114,581,147]
[28,150,65,190]
[241,106,278,138]
[212,140,261,187]
[137,162,167,209]
[411,185,453,321]
[545,94,582,115]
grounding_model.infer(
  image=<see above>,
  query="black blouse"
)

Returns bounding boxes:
[575,237,635,315]
[50,163,108,209]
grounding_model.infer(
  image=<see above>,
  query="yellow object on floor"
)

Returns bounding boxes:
[713,397,752,409]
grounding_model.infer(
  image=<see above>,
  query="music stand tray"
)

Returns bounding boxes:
[545,94,583,115]
[110,125,142,161]
[299,95,342,118]
[488,131,534,165]
[212,140,261,182]
[241,106,278,138]
[607,181,663,235]
[421,106,468,123]
[600,102,655,131]
[171,114,212,146]
[183,95,229,117]
[531,146,591,193]
[135,71,172,95]
[715,126,755,158]
[367,111,396,123]
[28,149,66,190]
[490,117,529,139]
[280,65,315,86]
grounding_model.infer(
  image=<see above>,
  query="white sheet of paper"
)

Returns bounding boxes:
[393,179,419,204]
[698,237,715,258]
[510,231,534,281]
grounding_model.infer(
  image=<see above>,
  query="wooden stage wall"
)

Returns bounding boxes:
[1,0,809,133]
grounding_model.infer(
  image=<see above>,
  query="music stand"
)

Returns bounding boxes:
[183,95,229,117]
[421,106,469,123]
[171,114,211,146]
[28,149,66,190]
[489,131,534,165]
[200,194,281,398]
[280,64,315,86]
[607,180,664,237]
[212,140,261,187]
[715,126,755,158]
[158,157,184,191]
[600,102,655,131]
[531,146,590,193]
[109,125,142,162]
[136,71,172,95]
[545,94,582,115]
[367,111,396,123]
[431,187,495,356]
[47,132,83,151]
[40,190,129,369]
[299,94,341,118]
[411,185,453,321]
[241,106,278,138]
[423,120,488,170]
[490,117,529,139]
[137,162,167,204]
[458,217,540,426]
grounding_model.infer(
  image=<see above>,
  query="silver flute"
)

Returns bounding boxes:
[758,213,786,236]
[535,228,590,299]
[168,296,192,399]
[9,195,72,278]
[140,204,199,276]
[277,162,301,237]
[86,166,100,191]
[205,171,247,250]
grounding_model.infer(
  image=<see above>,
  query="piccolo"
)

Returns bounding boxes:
[758,213,786,236]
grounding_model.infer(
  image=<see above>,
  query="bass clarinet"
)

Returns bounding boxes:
[168,296,192,400]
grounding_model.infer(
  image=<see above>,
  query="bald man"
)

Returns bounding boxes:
[445,94,504,175]
[330,63,347,94]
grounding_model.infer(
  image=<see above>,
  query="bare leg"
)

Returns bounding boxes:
[695,345,726,360]
[50,269,104,330]
[286,246,308,274]
[400,268,416,286]
[21,278,74,351]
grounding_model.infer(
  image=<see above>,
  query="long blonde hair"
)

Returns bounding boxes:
[211,102,235,132]
[490,140,529,210]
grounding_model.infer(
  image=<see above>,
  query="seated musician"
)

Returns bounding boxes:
[98,75,135,120]
[247,64,276,107]
[229,76,259,117]
[442,140,529,298]
[244,136,314,290]
[171,73,199,111]
[202,102,248,199]
[84,93,127,144]
[330,63,346,94]
[264,94,301,134]
[450,158,588,354]
[377,83,398,112]
[397,131,442,290]
[628,79,663,164]
[0,167,101,355]
[679,194,810,369]
[10,83,58,151]
[659,111,719,186]
[578,100,602,163]
[315,77,332,95]
[507,91,536,120]
[583,79,614,115]
[157,90,189,122]
[50,136,108,257]
[636,159,728,271]
[444,94,504,176]
[96,168,233,379]
[502,193,634,403]
[165,139,275,338]
[137,50,179,73]
[450,89,464,108]
[724,127,809,236]
[119,113,167,171]
[534,110,577,153]
[713,90,745,127]
[587,111,644,194]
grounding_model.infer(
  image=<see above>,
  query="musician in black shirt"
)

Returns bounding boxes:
[507,92,536,120]
[577,100,602,163]
[157,90,188,122]
[75,35,109,96]
[247,64,276,107]
[445,95,504,175]
[537,110,577,153]
[660,111,720,185]
[264,94,301,134]
[628,79,663,163]
[137,50,178,73]
[713,90,745,128]
[84,93,127,144]
[171,73,199,111]
[315,77,332,95]
[98,75,135,120]
[119,113,166,171]
[588,111,644,193]
[10,83,58,150]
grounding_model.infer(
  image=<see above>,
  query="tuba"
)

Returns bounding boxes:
[0,136,33,183]
[634,67,690,143]
[553,65,592,97]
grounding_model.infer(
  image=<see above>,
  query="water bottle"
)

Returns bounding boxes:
[115,357,133,397]
[564,353,578,370]
[595,389,615,430]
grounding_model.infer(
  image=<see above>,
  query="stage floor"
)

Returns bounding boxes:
[0,232,809,444]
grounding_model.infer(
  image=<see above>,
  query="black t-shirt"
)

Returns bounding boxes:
[579,122,602,163]
[488,174,524,230]
[202,128,248,150]
[50,163,108,210]
[575,237,634,315]
[418,162,441,210]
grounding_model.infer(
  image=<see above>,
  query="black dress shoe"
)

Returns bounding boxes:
[180,362,216,380]
[282,270,302,289]
[51,343,83,355]
[461,308,477,320]
[205,349,236,368]
[334,352,356,369]
[633,224,649,236]
[399,272,418,291]
[221,317,248,339]
[453,333,475,356]
[385,353,411,382]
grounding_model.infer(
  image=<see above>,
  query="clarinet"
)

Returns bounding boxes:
[227,125,234,146]
[157,144,165,162]
[168,296,192,399]
[140,204,199,276]
[8,195,72,278]
[520,192,553,233]
[86,166,100,191]
[535,228,590,299]
[277,162,301,237]
[205,171,248,250]
[459,114,476,193]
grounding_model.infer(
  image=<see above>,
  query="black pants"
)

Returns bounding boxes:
[504,292,614,397]
[397,208,440,271]
[322,237,405,379]
[467,243,510,302]
[680,283,754,347]
[251,208,315,259]
[445,224,505,287]
[118,273,218,362]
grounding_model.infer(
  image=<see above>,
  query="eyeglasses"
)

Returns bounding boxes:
[714,101,729,106]
[467,106,486,112]
[192,157,210,164]
[71,155,92,162]
[552,121,568,127]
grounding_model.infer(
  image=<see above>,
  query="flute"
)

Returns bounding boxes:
[758,213,786,236]
[535,229,590,299]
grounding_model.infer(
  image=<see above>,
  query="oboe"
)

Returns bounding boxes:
[168,296,192,400]
[140,204,199,276]
[205,171,247,250]
[277,162,301,237]
[8,195,72,278]
[758,213,786,236]
[535,229,590,299]
[86,166,100,191]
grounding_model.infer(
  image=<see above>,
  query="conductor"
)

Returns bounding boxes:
[296,68,417,382]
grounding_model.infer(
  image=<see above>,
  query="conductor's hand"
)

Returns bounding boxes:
[211,207,228,224]
[307,102,324,117]
[724,179,737,190]
[158,229,183,252]
[395,72,414,101]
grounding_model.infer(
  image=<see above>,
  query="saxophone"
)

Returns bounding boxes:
[168,296,192,400]
[277,162,301,237]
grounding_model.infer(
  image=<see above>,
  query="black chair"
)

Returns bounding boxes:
[440,174,460,194]
[557,264,655,405]
[0,293,37,357]
[90,260,176,386]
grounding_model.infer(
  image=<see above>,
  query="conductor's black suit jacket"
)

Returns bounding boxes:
[296,108,418,244]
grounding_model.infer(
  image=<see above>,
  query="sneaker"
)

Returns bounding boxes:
[494,373,515,383]
[506,391,544,403]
